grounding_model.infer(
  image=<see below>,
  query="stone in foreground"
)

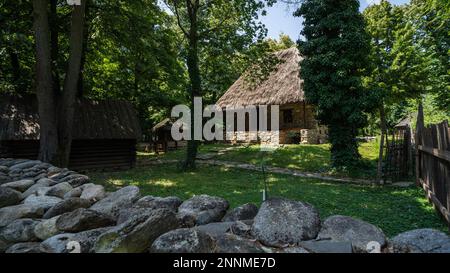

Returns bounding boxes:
[56,208,115,233]
[317,215,386,253]
[178,195,229,226]
[222,203,258,222]
[94,208,178,253]
[0,187,22,208]
[390,229,450,253]
[151,228,215,253]
[90,186,140,219]
[251,198,321,247]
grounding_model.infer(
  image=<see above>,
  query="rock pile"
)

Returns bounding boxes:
[0,158,449,253]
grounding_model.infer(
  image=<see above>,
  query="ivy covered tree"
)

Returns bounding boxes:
[295,0,373,168]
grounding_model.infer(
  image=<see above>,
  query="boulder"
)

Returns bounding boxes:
[151,228,215,253]
[0,187,22,208]
[277,247,310,253]
[80,184,106,202]
[1,218,40,243]
[56,208,115,233]
[317,215,386,253]
[0,175,10,185]
[64,187,83,199]
[90,186,140,219]
[178,195,229,226]
[23,195,63,211]
[94,208,179,253]
[229,221,253,239]
[251,198,321,247]
[5,242,42,253]
[34,216,62,240]
[215,234,265,253]
[299,240,353,253]
[390,229,450,253]
[9,160,41,172]
[0,204,45,227]
[46,182,73,198]
[59,174,90,187]
[135,196,182,211]
[116,207,152,225]
[41,227,110,253]
[0,166,9,173]
[222,203,258,222]
[194,222,235,239]
[21,180,53,199]
[1,179,34,192]
[0,238,11,253]
[43,198,92,219]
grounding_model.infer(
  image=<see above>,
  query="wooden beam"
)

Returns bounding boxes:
[418,145,450,162]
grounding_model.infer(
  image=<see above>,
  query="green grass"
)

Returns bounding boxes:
[89,163,447,237]
[139,141,382,180]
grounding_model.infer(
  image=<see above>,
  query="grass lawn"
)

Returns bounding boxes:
[139,141,382,180]
[89,163,447,237]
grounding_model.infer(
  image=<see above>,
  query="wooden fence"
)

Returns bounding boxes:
[416,105,450,226]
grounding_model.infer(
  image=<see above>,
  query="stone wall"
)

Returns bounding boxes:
[0,158,449,253]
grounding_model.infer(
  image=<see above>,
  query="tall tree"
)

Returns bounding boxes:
[163,0,274,170]
[32,0,87,166]
[295,0,373,168]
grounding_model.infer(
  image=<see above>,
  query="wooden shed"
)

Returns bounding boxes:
[151,118,187,153]
[217,47,328,144]
[0,95,141,171]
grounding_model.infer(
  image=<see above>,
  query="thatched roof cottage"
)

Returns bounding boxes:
[217,47,328,144]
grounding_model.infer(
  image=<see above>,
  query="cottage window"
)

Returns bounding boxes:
[283,109,293,124]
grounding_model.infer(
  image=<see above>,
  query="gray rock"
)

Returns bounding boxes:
[0,166,9,173]
[21,180,53,199]
[151,228,215,253]
[1,218,40,243]
[80,184,105,202]
[5,242,43,253]
[46,182,73,198]
[1,179,34,192]
[222,203,258,222]
[90,186,140,219]
[230,221,253,239]
[34,216,62,240]
[0,175,10,185]
[36,186,51,196]
[391,229,450,253]
[43,198,92,219]
[251,198,321,247]
[0,238,11,253]
[41,227,110,253]
[135,196,182,211]
[23,195,63,211]
[277,246,310,253]
[116,207,153,225]
[56,208,115,233]
[317,215,386,253]
[0,204,45,227]
[94,208,178,253]
[299,240,353,253]
[178,195,229,226]
[9,160,41,172]
[59,174,90,187]
[0,187,22,208]
[36,178,58,186]
[64,187,83,199]
[215,234,264,253]
[194,221,235,239]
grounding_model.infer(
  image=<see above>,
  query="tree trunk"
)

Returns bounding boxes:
[33,0,59,163]
[57,0,87,167]
[182,2,201,171]
[50,0,61,95]
[7,48,21,93]
[376,104,388,184]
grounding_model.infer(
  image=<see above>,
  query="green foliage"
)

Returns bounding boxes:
[295,0,373,168]
[90,163,447,236]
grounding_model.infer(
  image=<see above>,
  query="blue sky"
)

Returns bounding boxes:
[261,0,411,41]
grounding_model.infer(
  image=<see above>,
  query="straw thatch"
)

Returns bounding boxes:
[0,95,141,140]
[217,47,304,108]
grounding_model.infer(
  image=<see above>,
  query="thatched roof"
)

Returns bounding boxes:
[217,47,304,108]
[152,118,172,132]
[0,95,141,140]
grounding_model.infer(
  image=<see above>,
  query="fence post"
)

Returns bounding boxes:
[415,102,424,186]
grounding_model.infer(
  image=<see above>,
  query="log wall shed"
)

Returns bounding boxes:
[0,95,141,171]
